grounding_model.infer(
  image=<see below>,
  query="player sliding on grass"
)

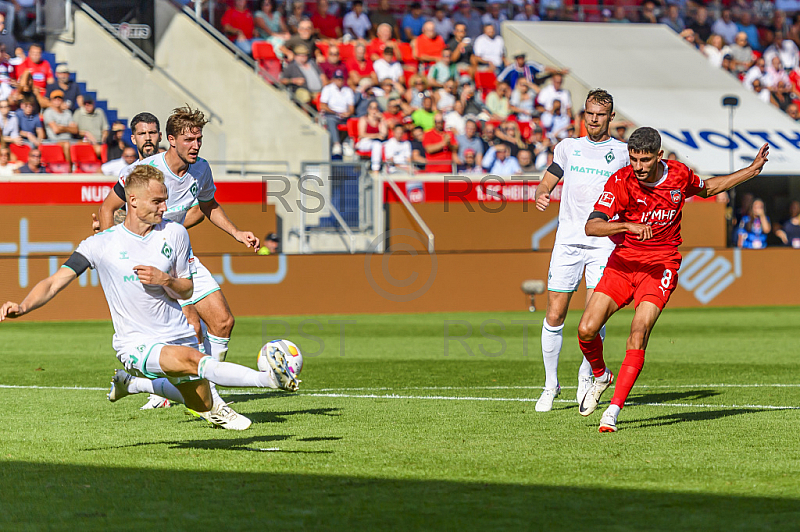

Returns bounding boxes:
[96,108,251,418]
[576,127,769,432]
[0,166,299,430]
[533,89,630,412]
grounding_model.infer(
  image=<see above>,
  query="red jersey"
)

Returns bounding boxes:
[593,160,705,254]
[345,58,374,78]
[221,7,255,40]
[17,58,53,89]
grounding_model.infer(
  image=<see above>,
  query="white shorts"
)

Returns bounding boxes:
[547,243,613,293]
[179,257,221,307]
[116,336,201,384]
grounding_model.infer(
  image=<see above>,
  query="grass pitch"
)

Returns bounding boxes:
[2,307,800,530]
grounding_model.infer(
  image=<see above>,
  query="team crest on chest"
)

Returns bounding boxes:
[190,183,198,197]
[161,242,173,259]
[670,190,681,204]
[605,151,615,164]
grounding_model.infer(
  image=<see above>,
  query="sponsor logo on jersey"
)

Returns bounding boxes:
[573,150,581,156]
[161,242,173,259]
[641,209,678,225]
[119,251,129,260]
[670,190,682,203]
[598,192,614,207]
[605,150,615,164]
[569,165,613,177]
[124,274,140,283]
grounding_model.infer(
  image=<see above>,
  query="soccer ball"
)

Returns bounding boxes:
[257,339,304,377]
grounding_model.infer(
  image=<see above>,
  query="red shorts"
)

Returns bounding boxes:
[594,250,682,310]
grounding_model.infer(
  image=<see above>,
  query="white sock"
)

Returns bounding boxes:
[208,334,230,362]
[197,356,278,388]
[606,404,621,417]
[599,324,606,342]
[129,377,154,395]
[151,378,187,404]
[541,319,564,390]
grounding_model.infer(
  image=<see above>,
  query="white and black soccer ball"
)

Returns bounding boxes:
[257,339,304,377]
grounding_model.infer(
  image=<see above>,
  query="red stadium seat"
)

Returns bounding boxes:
[316,41,329,58]
[475,70,497,93]
[252,41,282,84]
[101,143,108,163]
[39,144,66,164]
[74,162,102,174]
[9,143,29,163]
[70,142,100,173]
[346,117,372,158]
[312,92,322,111]
[46,161,72,173]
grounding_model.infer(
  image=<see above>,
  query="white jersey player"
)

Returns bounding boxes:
[533,89,630,412]
[97,108,258,416]
[1,166,298,431]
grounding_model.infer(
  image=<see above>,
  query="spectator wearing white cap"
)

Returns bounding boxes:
[46,64,83,111]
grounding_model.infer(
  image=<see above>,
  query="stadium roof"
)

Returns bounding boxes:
[504,22,800,175]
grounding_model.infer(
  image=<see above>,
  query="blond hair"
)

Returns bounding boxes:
[165,105,209,138]
[124,165,165,200]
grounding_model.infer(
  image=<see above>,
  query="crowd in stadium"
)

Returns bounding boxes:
[210,0,800,173]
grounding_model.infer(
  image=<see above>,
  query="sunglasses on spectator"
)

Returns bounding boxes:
[329,51,339,55]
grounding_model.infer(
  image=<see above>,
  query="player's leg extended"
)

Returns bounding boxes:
[577,291,618,376]
[610,301,662,408]
[535,290,573,412]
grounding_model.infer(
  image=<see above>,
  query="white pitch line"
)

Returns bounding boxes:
[300,392,800,410]
[309,383,800,392]
[0,384,107,391]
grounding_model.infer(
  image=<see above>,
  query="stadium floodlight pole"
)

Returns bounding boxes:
[721,95,740,174]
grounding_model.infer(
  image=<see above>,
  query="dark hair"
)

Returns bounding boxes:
[628,127,661,154]
[130,112,160,133]
[586,88,614,113]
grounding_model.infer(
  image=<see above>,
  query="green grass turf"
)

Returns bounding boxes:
[2,307,800,530]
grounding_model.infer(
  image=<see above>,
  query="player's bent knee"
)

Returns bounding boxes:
[577,321,598,342]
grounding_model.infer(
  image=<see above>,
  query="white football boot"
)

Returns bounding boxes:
[578,370,614,417]
[535,385,560,412]
[577,374,593,404]
[262,346,300,391]
[140,394,171,410]
[599,407,618,433]
[206,403,252,430]
[107,369,134,402]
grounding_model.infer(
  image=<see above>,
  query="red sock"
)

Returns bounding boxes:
[578,335,606,378]
[610,349,645,408]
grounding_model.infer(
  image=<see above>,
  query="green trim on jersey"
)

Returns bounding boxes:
[120,223,155,241]
[548,288,577,293]
[585,137,614,146]
[161,152,191,182]
[61,265,76,274]
[140,343,166,379]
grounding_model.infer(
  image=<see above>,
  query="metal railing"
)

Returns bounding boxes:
[206,160,291,178]
[383,174,434,254]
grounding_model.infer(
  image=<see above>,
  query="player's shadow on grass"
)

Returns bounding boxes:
[626,407,764,430]
[627,389,722,404]
[84,434,335,454]
[245,407,342,424]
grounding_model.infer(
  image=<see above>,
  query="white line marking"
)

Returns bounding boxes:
[309,383,800,391]
[0,384,107,391]
[300,393,800,410]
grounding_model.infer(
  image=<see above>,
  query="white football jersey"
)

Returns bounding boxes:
[71,221,197,350]
[119,153,216,224]
[552,137,629,248]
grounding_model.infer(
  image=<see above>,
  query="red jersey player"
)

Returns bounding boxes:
[575,126,769,432]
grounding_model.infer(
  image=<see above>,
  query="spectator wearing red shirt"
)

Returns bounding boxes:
[346,43,377,89]
[311,0,342,41]
[16,44,53,90]
[221,0,256,55]
[383,97,405,128]
[368,23,400,61]
[412,21,446,66]
[319,44,349,85]
[422,113,458,173]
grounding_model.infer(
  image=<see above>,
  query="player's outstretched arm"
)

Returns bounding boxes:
[535,171,561,212]
[0,267,77,321]
[585,213,653,241]
[98,190,126,231]
[133,265,194,301]
[698,143,770,198]
[199,199,261,252]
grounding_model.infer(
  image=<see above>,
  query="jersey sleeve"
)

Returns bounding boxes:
[684,166,705,197]
[197,164,216,202]
[592,171,624,219]
[70,235,99,271]
[171,224,196,280]
[551,139,569,175]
